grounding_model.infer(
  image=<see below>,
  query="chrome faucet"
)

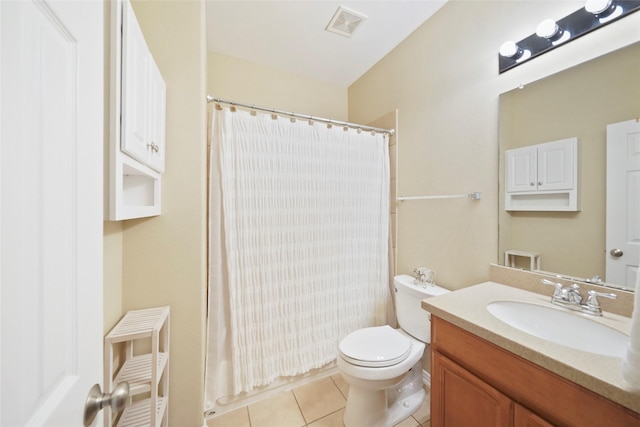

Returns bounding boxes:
[541,279,616,316]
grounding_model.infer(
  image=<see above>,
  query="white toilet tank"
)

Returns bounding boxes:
[394,274,450,343]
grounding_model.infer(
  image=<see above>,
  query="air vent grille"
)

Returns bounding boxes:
[326,6,367,38]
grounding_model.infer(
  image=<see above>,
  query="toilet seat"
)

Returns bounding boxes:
[339,325,412,368]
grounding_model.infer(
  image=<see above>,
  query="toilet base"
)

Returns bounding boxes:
[387,387,425,427]
[343,364,426,427]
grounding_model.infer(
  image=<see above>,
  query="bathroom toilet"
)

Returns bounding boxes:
[337,274,450,427]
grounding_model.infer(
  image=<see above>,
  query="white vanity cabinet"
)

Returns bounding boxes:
[108,0,166,220]
[505,138,578,211]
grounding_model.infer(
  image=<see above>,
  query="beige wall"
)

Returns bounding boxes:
[103,222,123,334]
[349,0,502,290]
[119,1,207,425]
[348,0,640,290]
[499,43,640,280]
[208,52,348,120]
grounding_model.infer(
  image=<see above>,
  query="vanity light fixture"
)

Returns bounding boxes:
[498,0,640,73]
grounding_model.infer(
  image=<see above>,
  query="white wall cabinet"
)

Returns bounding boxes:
[108,0,166,220]
[121,0,166,174]
[505,138,578,211]
[104,306,170,427]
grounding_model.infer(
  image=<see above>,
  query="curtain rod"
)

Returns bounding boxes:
[207,95,395,136]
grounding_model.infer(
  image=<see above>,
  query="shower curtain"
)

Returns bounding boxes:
[205,106,390,410]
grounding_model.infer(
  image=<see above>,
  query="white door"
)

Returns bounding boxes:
[606,119,640,290]
[1,1,104,425]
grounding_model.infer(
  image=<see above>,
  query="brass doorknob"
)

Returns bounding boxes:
[83,382,129,426]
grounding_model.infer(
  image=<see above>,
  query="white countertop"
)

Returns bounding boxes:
[422,281,640,413]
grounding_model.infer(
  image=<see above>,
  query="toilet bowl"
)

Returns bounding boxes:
[337,274,449,427]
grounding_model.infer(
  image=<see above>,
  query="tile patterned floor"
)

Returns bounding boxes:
[207,374,431,427]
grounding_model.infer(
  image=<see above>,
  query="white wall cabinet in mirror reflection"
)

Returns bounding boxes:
[606,119,640,291]
[505,138,578,211]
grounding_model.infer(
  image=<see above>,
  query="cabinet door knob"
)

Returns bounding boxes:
[530,182,535,186]
[538,181,543,186]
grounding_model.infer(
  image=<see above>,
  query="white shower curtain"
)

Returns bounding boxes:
[205,107,390,409]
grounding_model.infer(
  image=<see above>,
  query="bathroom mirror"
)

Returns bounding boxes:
[498,41,640,292]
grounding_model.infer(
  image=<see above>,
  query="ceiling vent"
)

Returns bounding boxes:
[325,6,367,38]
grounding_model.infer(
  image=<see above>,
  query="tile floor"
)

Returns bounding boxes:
[207,374,431,427]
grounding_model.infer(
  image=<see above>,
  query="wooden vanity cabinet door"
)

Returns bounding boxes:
[514,404,554,427]
[432,352,512,427]
[431,316,640,427]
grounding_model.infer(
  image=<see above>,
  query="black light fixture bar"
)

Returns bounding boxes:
[499,1,640,74]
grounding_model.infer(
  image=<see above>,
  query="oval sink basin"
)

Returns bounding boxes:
[486,301,629,358]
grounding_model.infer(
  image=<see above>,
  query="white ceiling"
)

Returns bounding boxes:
[206,1,448,87]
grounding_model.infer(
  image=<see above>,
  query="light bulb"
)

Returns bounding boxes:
[499,41,520,58]
[536,19,559,39]
[499,41,531,62]
[586,0,622,22]
[585,0,613,14]
[536,19,570,45]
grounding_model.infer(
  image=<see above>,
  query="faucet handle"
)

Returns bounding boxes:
[585,290,617,315]
[541,279,563,299]
[587,289,617,301]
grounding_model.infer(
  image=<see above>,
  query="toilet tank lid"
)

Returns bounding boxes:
[394,274,450,297]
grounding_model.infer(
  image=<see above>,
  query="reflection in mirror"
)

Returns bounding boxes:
[498,42,640,291]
